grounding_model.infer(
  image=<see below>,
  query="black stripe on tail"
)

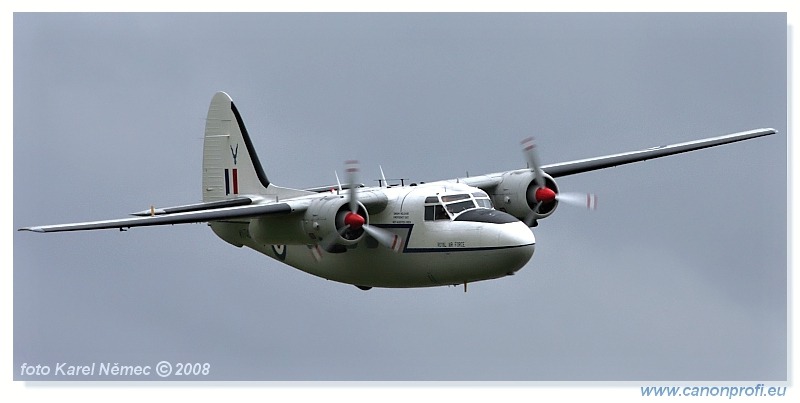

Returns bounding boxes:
[230,101,271,189]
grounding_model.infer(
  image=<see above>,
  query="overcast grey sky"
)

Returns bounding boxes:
[13,13,786,383]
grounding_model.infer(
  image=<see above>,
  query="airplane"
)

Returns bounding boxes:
[19,91,776,291]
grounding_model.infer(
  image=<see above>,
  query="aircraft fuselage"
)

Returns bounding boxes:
[209,182,536,288]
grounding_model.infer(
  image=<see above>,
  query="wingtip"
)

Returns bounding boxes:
[18,227,45,233]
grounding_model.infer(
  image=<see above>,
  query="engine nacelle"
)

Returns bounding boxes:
[488,170,559,223]
[248,195,369,247]
[303,196,369,247]
[248,187,390,250]
[248,195,368,249]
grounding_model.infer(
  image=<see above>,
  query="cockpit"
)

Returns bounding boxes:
[424,191,494,221]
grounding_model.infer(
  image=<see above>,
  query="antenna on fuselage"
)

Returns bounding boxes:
[379,166,387,188]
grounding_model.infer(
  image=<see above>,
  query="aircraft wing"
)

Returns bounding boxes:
[541,128,775,178]
[18,198,309,233]
[128,197,254,216]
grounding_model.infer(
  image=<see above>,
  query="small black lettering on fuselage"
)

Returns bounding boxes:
[437,241,466,248]
[392,212,411,224]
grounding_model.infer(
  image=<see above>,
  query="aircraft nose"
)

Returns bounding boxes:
[503,220,536,247]
[489,220,536,273]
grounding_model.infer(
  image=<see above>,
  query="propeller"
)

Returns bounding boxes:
[521,137,597,225]
[345,161,403,251]
[317,161,403,256]
[522,137,546,188]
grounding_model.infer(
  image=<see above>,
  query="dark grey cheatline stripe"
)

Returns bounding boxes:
[372,223,534,253]
[402,243,535,254]
[230,101,271,189]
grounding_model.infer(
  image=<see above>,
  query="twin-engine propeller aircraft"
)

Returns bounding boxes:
[20,92,775,290]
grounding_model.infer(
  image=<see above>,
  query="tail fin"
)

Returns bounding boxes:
[202,92,271,202]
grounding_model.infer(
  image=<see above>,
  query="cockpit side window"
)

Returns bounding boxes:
[424,197,450,221]
[424,205,434,221]
[434,205,448,220]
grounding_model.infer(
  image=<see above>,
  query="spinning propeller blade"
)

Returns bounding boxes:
[521,137,545,188]
[314,161,403,259]
[345,161,402,252]
[521,136,597,225]
[345,160,360,214]
[555,192,598,210]
[364,225,403,252]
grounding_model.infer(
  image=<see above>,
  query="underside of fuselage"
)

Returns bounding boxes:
[209,221,535,288]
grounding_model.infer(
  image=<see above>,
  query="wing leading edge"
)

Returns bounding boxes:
[19,187,390,233]
[18,201,301,233]
[541,128,775,178]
